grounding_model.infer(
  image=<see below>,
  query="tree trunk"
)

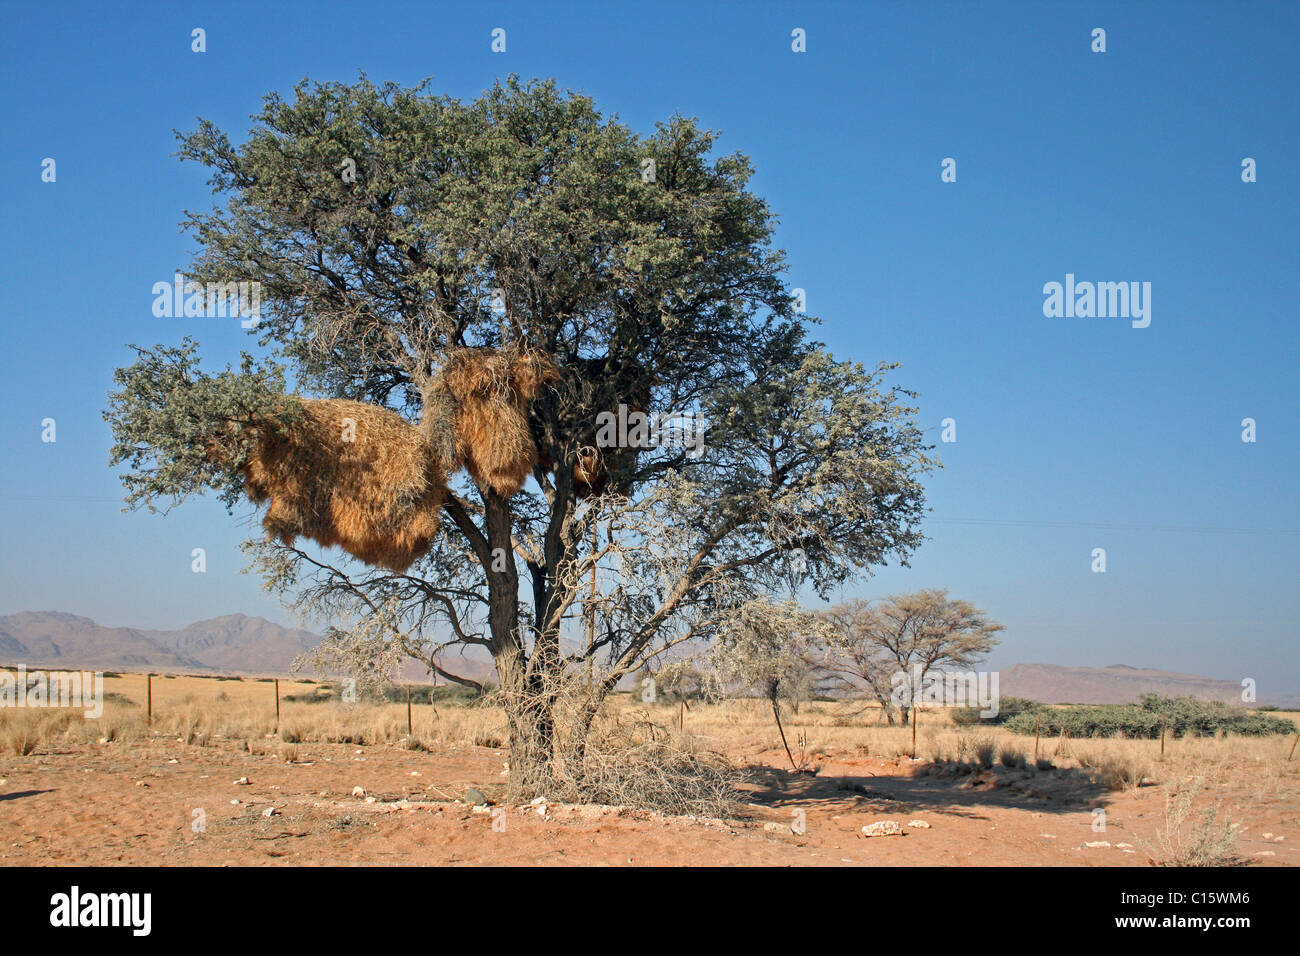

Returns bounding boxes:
[504,688,557,799]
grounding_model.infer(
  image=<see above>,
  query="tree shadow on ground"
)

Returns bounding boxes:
[0,789,55,802]
[741,761,1118,819]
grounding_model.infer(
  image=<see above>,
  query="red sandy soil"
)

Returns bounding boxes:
[1,739,1293,866]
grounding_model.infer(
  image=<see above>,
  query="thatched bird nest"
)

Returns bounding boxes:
[424,346,560,497]
[239,397,451,573]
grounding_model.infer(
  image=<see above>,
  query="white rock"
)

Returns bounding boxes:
[235,777,250,785]
[907,820,931,829]
[263,807,278,818]
[1082,841,1111,848]
[860,821,906,837]
[352,786,366,797]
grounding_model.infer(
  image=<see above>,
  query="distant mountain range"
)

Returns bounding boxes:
[0,611,323,676]
[998,662,1299,709]
[0,611,1294,707]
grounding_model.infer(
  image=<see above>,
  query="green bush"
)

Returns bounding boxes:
[951,696,1042,726]
[1002,695,1295,739]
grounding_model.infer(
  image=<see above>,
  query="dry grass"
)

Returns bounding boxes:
[4,671,1296,818]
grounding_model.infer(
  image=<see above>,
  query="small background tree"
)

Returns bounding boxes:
[822,590,1003,726]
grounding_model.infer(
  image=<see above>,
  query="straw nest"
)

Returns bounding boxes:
[239,398,451,572]
[209,347,561,570]
[424,346,560,497]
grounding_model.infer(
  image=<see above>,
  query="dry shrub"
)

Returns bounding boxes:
[1,712,44,755]
[241,397,450,571]
[0,710,84,755]
[1076,746,1153,791]
[998,744,1027,770]
[426,347,559,497]
[555,717,744,818]
[1140,778,1243,866]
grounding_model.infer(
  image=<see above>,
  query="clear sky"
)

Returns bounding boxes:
[1,1,1296,694]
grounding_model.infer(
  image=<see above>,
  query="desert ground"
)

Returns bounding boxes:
[1,671,1296,866]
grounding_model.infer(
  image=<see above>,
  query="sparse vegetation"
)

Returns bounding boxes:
[1140,778,1244,867]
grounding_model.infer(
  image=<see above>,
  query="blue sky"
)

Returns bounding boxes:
[1,1,1296,694]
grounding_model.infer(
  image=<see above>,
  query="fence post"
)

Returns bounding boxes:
[1160,715,1167,758]
[146,673,153,726]
[1034,713,1041,762]
[407,685,413,735]
[274,678,280,734]
[911,706,918,759]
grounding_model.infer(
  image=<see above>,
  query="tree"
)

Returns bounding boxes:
[822,590,1003,726]
[105,76,935,799]
[707,599,837,770]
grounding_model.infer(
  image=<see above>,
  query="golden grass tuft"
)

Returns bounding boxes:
[426,347,559,497]
[241,397,450,572]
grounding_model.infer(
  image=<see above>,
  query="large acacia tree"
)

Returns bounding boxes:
[107,76,935,798]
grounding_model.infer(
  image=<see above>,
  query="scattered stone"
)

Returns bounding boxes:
[907,820,931,829]
[1255,851,1276,857]
[860,821,906,837]
[235,777,250,786]
[351,786,366,797]
[262,807,278,818]
[231,800,241,805]
[364,796,377,804]
[763,821,789,833]
[464,788,489,806]
[1082,841,1111,848]
[471,804,493,815]
[135,781,149,788]
[167,758,179,764]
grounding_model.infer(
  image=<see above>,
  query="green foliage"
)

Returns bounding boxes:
[103,338,296,512]
[951,695,1041,726]
[1002,695,1295,739]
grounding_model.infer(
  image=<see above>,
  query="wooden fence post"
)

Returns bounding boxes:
[274,678,280,733]
[146,673,153,726]
[407,685,413,735]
